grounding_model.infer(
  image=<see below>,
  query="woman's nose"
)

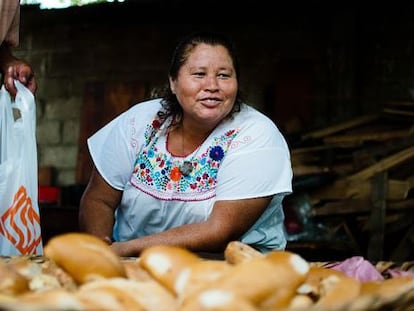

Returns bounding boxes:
[204,76,219,90]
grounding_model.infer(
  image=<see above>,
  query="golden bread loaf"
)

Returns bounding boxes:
[188,250,310,309]
[296,266,360,309]
[77,280,146,310]
[224,241,264,264]
[78,277,178,311]
[139,244,201,295]
[176,259,233,302]
[122,259,153,281]
[0,259,30,295]
[0,234,413,311]
[43,232,126,284]
[16,288,84,310]
[180,289,258,311]
[360,275,414,304]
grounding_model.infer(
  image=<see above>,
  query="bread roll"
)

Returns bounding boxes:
[77,280,145,311]
[359,275,414,304]
[176,259,232,301]
[180,289,258,311]
[296,266,360,309]
[6,256,42,280]
[258,251,310,309]
[197,250,309,307]
[224,241,264,265]
[139,245,201,295]
[0,259,29,295]
[286,294,314,310]
[44,233,126,284]
[78,277,178,311]
[296,266,348,297]
[315,273,361,310]
[17,288,84,310]
[122,259,153,282]
[7,256,77,292]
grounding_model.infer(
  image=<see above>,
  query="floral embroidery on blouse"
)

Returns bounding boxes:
[130,117,239,200]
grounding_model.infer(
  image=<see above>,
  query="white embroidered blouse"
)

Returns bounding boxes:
[88,98,293,252]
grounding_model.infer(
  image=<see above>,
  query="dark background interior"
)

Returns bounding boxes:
[15,0,414,261]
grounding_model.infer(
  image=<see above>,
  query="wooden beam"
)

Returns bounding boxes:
[347,145,414,181]
[301,114,379,140]
[367,172,387,261]
[311,198,414,217]
[323,130,410,146]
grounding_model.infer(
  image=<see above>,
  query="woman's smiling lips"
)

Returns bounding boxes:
[198,97,222,107]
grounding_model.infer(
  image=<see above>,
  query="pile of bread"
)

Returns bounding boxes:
[1,232,413,311]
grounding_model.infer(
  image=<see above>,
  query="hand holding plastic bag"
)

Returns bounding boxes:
[0,80,43,255]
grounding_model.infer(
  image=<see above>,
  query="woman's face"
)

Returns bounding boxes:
[169,43,238,128]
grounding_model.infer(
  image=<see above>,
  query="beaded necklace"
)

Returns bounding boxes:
[176,126,208,177]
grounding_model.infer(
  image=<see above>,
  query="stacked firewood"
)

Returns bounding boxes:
[287,101,414,261]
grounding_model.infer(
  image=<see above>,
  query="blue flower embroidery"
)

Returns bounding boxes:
[209,146,224,161]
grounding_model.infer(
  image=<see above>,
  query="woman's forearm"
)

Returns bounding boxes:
[78,198,115,241]
[111,219,232,257]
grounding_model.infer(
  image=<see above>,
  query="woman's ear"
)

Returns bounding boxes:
[169,77,176,94]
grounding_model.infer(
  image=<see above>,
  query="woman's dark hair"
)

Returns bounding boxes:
[157,31,243,124]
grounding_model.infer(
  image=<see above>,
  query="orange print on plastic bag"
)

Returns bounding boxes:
[0,186,42,254]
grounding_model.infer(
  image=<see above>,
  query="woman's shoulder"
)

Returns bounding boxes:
[219,103,290,151]
[233,103,282,134]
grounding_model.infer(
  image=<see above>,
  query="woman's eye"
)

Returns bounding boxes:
[193,72,205,77]
[218,73,231,78]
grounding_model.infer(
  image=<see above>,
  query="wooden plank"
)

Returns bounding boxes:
[383,108,414,117]
[323,130,410,146]
[353,134,414,160]
[310,199,372,216]
[367,172,387,261]
[388,175,414,200]
[308,179,371,202]
[347,145,414,181]
[388,198,414,210]
[308,176,414,202]
[301,114,379,140]
[311,198,414,217]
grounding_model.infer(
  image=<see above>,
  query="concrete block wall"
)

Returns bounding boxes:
[11,1,414,186]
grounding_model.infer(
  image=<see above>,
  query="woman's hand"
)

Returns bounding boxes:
[110,241,134,257]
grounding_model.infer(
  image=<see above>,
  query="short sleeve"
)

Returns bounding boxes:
[216,111,293,200]
[87,99,162,190]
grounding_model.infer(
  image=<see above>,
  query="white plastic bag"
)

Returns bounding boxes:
[0,81,43,255]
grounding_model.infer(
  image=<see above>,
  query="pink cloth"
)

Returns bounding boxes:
[324,256,384,282]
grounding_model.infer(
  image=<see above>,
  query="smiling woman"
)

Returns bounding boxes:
[20,0,123,9]
[77,31,293,259]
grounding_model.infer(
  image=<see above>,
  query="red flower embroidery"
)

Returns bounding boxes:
[170,166,181,181]
[152,119,161,129]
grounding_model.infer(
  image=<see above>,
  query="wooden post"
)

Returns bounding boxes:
[366,171,387,261]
